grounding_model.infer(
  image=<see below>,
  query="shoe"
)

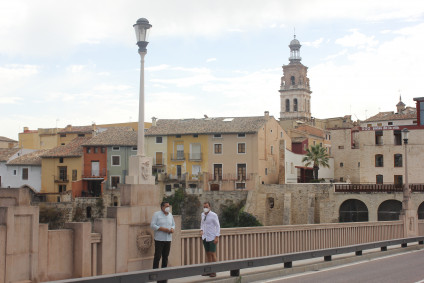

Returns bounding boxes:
[209,273,216,277]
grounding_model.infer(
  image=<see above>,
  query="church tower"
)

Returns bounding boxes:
[279,35,312,122]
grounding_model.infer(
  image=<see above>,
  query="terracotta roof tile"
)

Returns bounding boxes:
[0,148,21,162]
[7,149,49,166]
[41,137,90,158]
[145,116,270,136]
[0,136,17,143]
[365,109,417,122]
[58,125,94,134]
[83,127,137,146]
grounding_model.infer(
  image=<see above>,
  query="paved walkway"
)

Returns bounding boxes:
[168,244,424,283]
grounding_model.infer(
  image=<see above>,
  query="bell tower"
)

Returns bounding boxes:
[279,35,312,122]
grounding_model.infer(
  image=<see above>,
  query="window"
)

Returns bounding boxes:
[285,99,290,112]
[60,134,66,137]
[236,183,246,189]
[313,141,316,145]
[394,175,403,188]
[112,146,120,151]
[176,135,181,138]
[101,147,106,153]
[86,207,92,218]
[132,146,137,151]
[367,124,372,127]
[376,175,383,184]
[59,166,67,181]
[290,76,295,85]
[72,170,77,181]
[213,164,222,181]
[270,146,274,154]
[176,144,184,160]
[358,162,360,167]
[394,154,402,167]
[22,168,28,180]
[112,156,120,166]
[293,98,298,112]
[213,134,222,138]
[394,130,402,145]
[214,144,222,154]
[265,168,268,175]
[165,184,172,192]
[111,176,120,188]
[94,147,98,154]
[86,147,91,154]
[58,185,66,193]
[237,164,246,181]
[193,134,198,138]
[340,162,344,167]
[375,154,384,167]
[156,136,163,143]
[238,143,246,154]
[375,131,383,145]
[78,134,85,137]
[388,122,393,125]
[13,169,17,176]
[421,102,424,125]
[59,157,64,163]
[377,123,383,127]
[238,133,246,138]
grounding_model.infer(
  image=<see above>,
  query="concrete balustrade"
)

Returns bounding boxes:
[181,221,406,265]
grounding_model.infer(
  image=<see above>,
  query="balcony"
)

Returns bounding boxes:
[55,175,69,183]
[153,158,165,166]
[208,173,252,182]
[188,153,202,161]
[170,152,185,161]
[82,168,106,179]
[335,183,424,192]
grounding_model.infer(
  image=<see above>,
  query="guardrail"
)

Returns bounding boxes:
[48,236,424,283]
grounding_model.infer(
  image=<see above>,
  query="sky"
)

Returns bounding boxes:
[1,0,424,140]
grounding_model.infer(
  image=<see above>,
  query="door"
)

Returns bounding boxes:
[214,164,222,181]
[91,161,99,176]
[177,165,182,178]
[156,152,163,165]
[190,143,201,160]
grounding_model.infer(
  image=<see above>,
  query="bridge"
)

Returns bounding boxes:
[0,185,423,282]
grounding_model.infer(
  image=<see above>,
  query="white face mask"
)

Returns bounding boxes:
[203,207,210,213]
[164,207,170,213]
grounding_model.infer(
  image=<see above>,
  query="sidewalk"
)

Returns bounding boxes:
[168,244,424,283]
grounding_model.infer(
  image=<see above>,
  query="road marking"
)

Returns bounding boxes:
[261,249,424,282]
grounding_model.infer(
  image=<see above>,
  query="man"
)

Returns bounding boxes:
[200,201,221,277]
[151,201,175,282]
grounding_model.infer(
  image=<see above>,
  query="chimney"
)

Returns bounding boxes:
[152,117,157,127]
[23,127,29,132]
[264,111,270,118]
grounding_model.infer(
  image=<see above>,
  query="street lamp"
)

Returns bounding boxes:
[133,18,152,157]
[402,128,410,211]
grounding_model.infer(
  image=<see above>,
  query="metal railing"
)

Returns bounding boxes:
[48,236,424,283]
[335,183,424,192]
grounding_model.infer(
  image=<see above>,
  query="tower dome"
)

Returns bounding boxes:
[289,35,302,64]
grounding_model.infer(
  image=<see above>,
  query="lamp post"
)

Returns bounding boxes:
[402,128,410,211]
[133,18,152,157]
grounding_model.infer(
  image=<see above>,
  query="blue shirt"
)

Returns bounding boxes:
[150,210,175,241]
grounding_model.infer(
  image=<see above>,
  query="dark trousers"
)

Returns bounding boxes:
[153,240,171,269]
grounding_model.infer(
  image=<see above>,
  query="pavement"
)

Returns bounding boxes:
[167,243,424,283]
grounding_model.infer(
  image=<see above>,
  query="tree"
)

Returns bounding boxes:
[302,144,330,180]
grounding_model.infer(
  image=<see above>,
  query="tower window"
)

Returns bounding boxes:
[293,98,298,112]
[291,76,295,85]
[285,99,290,112]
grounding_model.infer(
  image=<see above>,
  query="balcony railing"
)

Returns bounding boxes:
[170,152,185,161]
[208,173,252,182]
[55,175,69,183]
[153,158,165,166]
[335,183,424,192]
[188,153,202,161]
[82,168,106,178]
[170,153,203,161]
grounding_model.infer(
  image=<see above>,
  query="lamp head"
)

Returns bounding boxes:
[133,18,152,52]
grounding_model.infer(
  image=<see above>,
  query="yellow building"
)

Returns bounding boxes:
[40,137,89,202]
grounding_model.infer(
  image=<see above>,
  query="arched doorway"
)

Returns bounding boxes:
[378,200,402,221]
[339,199,369,222]
[418,202,424,219]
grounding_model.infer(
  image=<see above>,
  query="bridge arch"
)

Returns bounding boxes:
[418,202,424,219]
[377,200,402,221]
[339,199,369,222]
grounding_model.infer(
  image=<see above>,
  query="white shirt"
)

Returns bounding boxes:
[150,210,175,241]
[200,211,220,241]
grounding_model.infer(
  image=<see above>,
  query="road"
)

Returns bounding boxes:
[263,249,424,283]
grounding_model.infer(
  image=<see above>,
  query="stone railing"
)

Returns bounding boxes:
[181,221,405,265]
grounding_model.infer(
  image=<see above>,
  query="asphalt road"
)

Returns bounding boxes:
[263,249,424,283]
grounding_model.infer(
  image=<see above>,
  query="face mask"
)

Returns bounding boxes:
[203,207,210,213]
[164,207,170,213]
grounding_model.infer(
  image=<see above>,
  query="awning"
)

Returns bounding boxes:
[82,177,105,180]
[295,166,313,170]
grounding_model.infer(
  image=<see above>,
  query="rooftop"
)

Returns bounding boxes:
[145,116,272,136]
[7,149,49,166]
[41,137,90,158]
[0,148,21,162]
[83,127,137,146]
[0,136,17,143]
[58,125,94,134]
[364,108,416,123]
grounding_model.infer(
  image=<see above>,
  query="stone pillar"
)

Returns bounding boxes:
[402,210,419,237]
[308,193,315,224]
[94,218,117,275]
[65,222,92,278]
[283,193,291,225]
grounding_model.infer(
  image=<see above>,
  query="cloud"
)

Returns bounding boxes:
[335,29,378,49]
[206,58,217,63]
[303,38,324,48]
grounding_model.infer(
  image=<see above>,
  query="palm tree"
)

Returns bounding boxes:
[302,144,330,180]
